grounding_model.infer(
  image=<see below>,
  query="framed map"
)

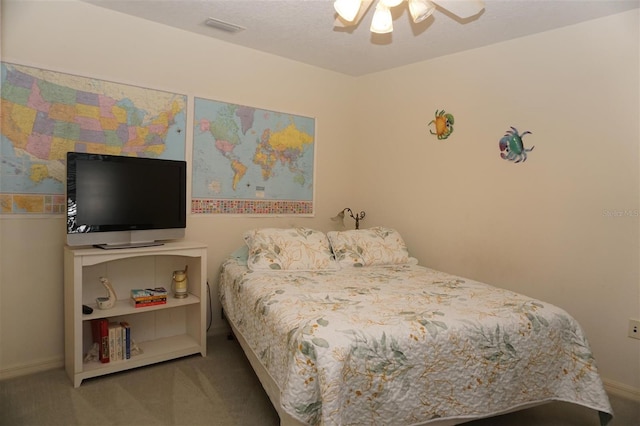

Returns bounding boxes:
[192,97,315,215]
[0,62,187,214]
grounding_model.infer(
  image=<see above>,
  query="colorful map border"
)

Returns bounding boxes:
[1,194,66,214]
[191,199,313,215]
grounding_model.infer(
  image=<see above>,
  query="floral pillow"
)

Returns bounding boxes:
[327,227,410,267]
[244,228,338,271]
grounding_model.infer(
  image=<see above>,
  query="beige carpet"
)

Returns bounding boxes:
[0,334,276,426]
[0,334,638,426]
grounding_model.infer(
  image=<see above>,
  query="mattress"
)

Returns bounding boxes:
[219,258,613,426]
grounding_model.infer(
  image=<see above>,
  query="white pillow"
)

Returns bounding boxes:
[327,227,410,267]
[244,228,338,271]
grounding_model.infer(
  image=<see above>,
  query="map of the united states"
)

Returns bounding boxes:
[0,63,186,214]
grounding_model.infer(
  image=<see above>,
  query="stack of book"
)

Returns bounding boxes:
[130,287,168,308]
[91,319,131,363]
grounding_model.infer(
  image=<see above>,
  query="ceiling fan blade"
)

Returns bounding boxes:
[432,0,485,19]
[334,0,375,28]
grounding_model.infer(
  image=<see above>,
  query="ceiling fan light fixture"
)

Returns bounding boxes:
[370,3,393,33]
[431,0,485,19]
[409,0,436,23]
[334,0,363,22]
[381,0,403,7]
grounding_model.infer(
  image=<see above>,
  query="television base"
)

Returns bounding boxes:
[93,241,165,250]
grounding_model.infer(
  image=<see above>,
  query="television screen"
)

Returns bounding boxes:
[66,152,186,249]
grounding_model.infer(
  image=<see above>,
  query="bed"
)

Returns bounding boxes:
[219,227,613,426]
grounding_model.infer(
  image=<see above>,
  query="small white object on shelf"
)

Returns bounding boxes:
[96,277,117,309]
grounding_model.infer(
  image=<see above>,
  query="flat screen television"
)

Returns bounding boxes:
[66,152,187,249]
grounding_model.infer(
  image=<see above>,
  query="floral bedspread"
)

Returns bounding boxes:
[219,259,613,426]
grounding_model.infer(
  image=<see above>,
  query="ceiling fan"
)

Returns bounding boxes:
[334,0,485,34]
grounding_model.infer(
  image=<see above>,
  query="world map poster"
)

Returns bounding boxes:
[192,97,315,215]
[0,62,187,214]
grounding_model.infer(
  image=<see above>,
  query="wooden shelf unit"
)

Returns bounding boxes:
[64,241,208,387]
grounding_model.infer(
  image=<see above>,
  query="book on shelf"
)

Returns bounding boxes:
[108,322,118,361]
[116,324,123,361]
[120,321,131,359]
[131,287,168,308]
[90,320,134,363]
[132,297,167,308]
[131,287,168,301]
[91,318,110,363]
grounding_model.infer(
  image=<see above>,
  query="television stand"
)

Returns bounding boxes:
[93,241,165,250]
[64,241,207,387]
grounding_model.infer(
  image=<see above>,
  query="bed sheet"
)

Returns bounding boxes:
[219,259,612,426]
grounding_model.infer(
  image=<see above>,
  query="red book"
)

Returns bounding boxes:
[134,298,167,308]
[91,318,110,363]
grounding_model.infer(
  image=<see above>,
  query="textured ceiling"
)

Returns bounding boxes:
[83,0,639,76]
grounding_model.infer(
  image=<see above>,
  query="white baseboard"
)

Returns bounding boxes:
[0,357,63,381]
[2,351,638,406]
[603,378,640,402]
[1,330,233,382]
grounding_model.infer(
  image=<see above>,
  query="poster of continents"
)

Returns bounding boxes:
[192,97,315,215]
[0,62,187,214]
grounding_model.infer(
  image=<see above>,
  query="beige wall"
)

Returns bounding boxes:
[1,0,638,398]
[0,0,358,377]
[355,11,640,395]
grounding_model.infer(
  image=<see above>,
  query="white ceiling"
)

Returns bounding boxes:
[83,0,639,76]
